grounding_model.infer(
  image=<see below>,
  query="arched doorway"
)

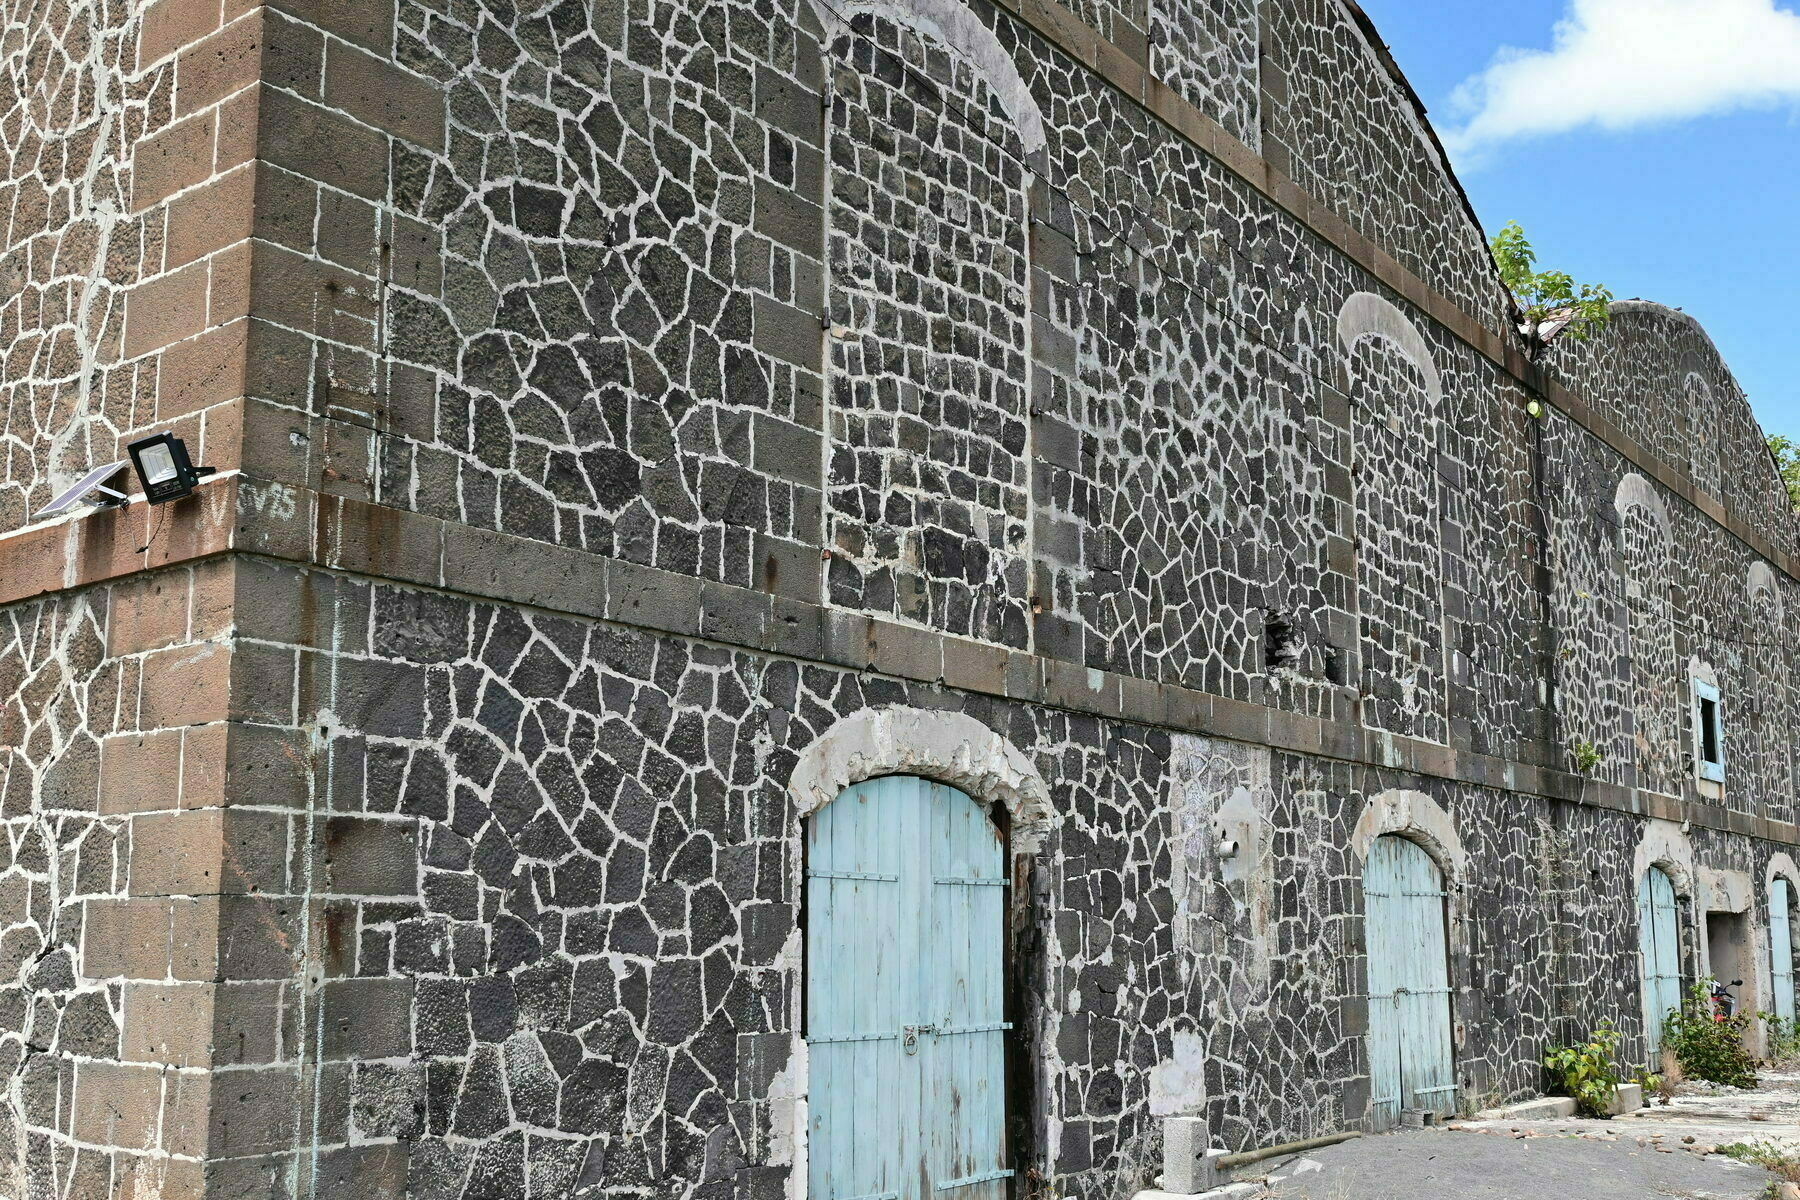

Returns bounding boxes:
[805,775,1011,1198]
[1363,834,1456,1128]
[1771,877,1795,1023]
[1639,866,1683,1060]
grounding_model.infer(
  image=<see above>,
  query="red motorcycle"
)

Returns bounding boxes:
[1711,978,1743,1022]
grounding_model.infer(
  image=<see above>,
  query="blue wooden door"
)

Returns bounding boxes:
[1364,835,1455,1129]
[1639,867,1682,1060]
[807,776,1010,1200]
[1771,879,1794,1023]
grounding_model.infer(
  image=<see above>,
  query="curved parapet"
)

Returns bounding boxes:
[1550,300,1799,553]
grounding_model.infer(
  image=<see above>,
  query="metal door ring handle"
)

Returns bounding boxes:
[902,1024,939,1055]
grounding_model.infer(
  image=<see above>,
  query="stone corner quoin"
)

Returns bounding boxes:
[0,0,1794,1196]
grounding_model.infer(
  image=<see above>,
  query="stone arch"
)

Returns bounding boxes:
[1350,788,1467,884]
[786,706,1052,852]
[1635,826,1695,1062]
[1613,473,1674,544]
[1632,819,1696,898]
[1335,292,1443,405]
[1763,853,1800,1038]
[803,0,1047,154]
[782,706,1049,1189]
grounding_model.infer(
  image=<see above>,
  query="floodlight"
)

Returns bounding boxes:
[126,433,214,504]
[29,461,130,521]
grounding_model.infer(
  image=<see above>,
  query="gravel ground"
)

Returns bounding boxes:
[1215,1075,1800,1199]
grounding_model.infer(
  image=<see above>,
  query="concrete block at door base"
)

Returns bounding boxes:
[1471,1095,1577,1121]
[1609,1083,1645,1115]
[1133,1186,1262,1200]
[1162,1117,1224,1193]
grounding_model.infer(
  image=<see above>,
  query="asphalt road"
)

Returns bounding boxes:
[1242,1128,1769,1199]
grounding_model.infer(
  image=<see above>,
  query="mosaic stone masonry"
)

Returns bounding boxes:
[3,0,1800,1197]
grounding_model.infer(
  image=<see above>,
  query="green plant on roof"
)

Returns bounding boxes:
[1490,221,1614,360]
[1767,434,1800,513]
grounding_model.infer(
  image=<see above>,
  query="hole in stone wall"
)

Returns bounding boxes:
[1264,611,1302,673]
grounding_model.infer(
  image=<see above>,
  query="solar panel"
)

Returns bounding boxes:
[29,460,131,521]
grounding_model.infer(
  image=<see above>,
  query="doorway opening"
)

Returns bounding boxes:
[1707,909,1753,1016]
[804,775,1012,1199]
[1639,866,1683,1063]
[1363,834,1456,1129]
[1772,878,1796,1024]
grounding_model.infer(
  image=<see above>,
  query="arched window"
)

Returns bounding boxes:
[1615,478,1679,794]
[1339,294,1446,744]
[1748,565,1792,823]
[822,12,1035,648]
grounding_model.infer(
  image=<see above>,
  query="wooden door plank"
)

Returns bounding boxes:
[1364,837,1403,1130]
[1365,835,1455,1125]
[1773,880,1794,1023]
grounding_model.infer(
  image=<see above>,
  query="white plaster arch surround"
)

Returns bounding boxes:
[786,706,1052,852]
[780,706,1052,1195]
[804,0,1048,154]
[1350,788,1467,885]
[1749,561,1784,618]
[1633,818,1696,897]
[1613,473,1674,545]
[1335,291,1444,406]
[1770,852,1800,893]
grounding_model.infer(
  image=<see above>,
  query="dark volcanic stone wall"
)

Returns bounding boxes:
[220,560,1677,1199]
[378,0,828,589]
[228,561,1185,1196]
[7,0,1800,1197]
[0,0,246,537]
[1149,0,1260,147]
[1347,336,1444,743]
[1550,304,1800,555]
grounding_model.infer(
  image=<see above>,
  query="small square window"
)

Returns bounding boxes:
[1693,678,1725,783]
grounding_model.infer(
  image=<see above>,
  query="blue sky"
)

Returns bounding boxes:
[1355,0,1800,436]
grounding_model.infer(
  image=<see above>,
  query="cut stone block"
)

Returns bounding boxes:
[1471,1096,1578,1121]
[1162,1117,1223,1193]
[1609,1083,1644,1115]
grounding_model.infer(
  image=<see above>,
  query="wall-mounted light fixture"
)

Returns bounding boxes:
[126,433,214,504]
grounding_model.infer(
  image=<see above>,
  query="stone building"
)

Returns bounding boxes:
[0,0,1797,1195]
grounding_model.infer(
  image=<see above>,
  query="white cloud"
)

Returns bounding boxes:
[1444,0,1800,158]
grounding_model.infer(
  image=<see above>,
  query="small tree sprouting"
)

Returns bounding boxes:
[1768,434,1800,512]
[1490,220,1614,359]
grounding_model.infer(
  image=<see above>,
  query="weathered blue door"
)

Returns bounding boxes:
[1771,879,1794,1023]
[806,776,1010,1200]
[1363,835,1455,1129]
[1639,867,1682,1060]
